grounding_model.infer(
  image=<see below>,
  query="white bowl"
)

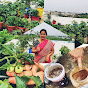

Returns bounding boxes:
[45,63,65,82]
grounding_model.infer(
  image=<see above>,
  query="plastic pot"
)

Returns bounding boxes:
[24,14,29,18]
[37,8,43,18]
[31,16,40,21]
[0,21,5,30]
[17,26,26,33]
[45,63,65,82]
[6,24,15,32]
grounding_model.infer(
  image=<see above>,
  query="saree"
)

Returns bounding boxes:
[34,39,54,63]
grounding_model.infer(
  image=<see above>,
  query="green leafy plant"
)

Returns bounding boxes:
[0,43,34,70]
[30,9,39,17]
[59,46,70,56]
[0,29,15,44]
[12,29,22,35]
[0,16,5,22]
[6,16,16,26]
[15,17,29,27]
[0,79,13,88]
[28,21,40,29]
[52,19,56,21]
[52,54,58,60]
[37,0,44,8]
[44,20,52,25]
[15,74,42,88]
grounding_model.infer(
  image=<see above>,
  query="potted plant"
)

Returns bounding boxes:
[30,9,40,21]
[52,19,56,24]
[0,16,5,30]
[6,16,16,32]
[15,17,29,33]
[37,0,44,18]
[23,8,29,18]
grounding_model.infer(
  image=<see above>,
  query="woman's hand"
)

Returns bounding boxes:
[45,55,50,62]
[69,47,84,62]
[69,47,84,70]
[36,46,40,52]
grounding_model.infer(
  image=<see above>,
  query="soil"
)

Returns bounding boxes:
[45,47,88,88]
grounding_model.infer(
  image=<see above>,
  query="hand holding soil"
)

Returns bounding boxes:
[69,47,84,70]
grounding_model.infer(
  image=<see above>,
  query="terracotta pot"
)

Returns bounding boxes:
[31,16,40,21]
[6,24,15,32]
[17,26,26,33]
[0,21,5,30]
[52,21,56,24]
[24,14,29,18]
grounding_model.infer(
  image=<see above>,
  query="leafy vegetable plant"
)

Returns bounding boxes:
[0,79,13,88]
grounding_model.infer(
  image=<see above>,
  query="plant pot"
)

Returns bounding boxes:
[6,24,15,32]
[17,26,26,33]
[24,14,29,18]
[37,8,43,18]
[0,21,5,30]
[52,21,56,24]
[31,16,40,21]
[70,67,88,88]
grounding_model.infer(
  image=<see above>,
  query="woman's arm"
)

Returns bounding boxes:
[32,46,40,53]
[48,47,54,57]
[45,47,54,61]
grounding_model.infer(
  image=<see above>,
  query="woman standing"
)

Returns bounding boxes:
[32,29,54,63]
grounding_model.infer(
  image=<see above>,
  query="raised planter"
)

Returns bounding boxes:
[0,21,5,30]
[37,8,43,18]
[31,16,40,21]
[6,25,15,32]
[17,26,26,33]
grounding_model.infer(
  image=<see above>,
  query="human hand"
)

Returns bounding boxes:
[45,55,49,62]
[69,47,84,70]
[69,47,84,62]
[36,46,40,52]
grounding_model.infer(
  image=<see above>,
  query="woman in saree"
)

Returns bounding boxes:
[32,29,54,63]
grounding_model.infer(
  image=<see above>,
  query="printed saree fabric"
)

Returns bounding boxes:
[34,39,54,63]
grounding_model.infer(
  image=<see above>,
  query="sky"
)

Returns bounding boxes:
[44,0,88,13]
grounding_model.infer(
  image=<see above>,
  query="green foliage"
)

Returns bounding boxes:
[0,16,5,22]
[6,16,16,26]
[45,19,88,44]
[15,74,43,88]
[30,9,39,17]
[12,29,22,35]
[15,74,27,88]
[44,20,52,25]
[38,0,44,8]
[0,79,13,88]
[15,17,29,27]
[0,29,15,44]
[59,46,70,56]
[17,53,34,64]
[28,21,40,29]
[46,36,72,41]
[21,75,42,87]
[52,54,58,60]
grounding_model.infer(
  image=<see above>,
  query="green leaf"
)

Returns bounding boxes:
[21,75,42,87]
[15,74,27,88]
[0,79,12,88]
